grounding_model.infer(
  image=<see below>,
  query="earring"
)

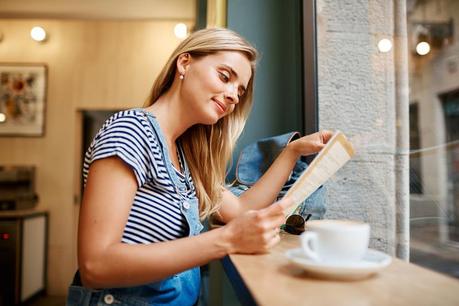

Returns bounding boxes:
[179,74,184,80]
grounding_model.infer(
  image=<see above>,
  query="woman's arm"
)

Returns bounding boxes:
[78,157,289,289]
[217,131,333,223]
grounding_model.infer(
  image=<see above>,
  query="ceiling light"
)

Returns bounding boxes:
[377,38,392,53]
[30,26,47,42]
[416,41,431,56]
[412,19,453,56]
[174,23,188,39]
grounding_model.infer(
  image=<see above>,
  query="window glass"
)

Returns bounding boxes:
[408,0,459,278]
[316,0,459,278]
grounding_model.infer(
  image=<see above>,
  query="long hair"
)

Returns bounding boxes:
[144,28,258,220]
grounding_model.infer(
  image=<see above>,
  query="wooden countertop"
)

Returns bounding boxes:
[222,232,459,306]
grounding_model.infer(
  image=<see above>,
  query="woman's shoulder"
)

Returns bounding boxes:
[101,108,149,129]
[94,108,159,144]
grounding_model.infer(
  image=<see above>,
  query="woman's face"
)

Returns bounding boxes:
[178,51,252,125]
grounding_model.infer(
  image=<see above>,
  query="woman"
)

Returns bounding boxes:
[67,27,331,306]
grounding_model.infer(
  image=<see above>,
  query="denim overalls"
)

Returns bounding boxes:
[228,131,326,220]
[66,110,203,306]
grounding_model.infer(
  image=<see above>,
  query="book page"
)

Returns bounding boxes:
[283,131,355,217]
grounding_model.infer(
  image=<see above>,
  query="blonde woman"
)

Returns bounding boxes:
[67,28,332,306]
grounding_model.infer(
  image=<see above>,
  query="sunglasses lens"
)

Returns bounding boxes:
[286,214,305,227]
[283,213,313,235]
[283,214,305,235]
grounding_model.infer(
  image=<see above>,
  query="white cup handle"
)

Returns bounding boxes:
[301,231,320,261]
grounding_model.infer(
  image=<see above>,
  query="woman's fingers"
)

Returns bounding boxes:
[290,130,334,156]
[266,232,281,249]
[260,197,293,217]
[320,130,334,143]
[257,199,291,246]
[259,215,284,231]
[227,198,294,254]
[310,141,325,151]
[256,198,293,233]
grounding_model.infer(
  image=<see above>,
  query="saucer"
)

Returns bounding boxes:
[285,248,392,280]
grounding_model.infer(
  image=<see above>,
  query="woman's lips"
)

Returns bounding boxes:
[212,99,227,113]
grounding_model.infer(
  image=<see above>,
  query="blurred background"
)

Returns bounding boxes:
[0,0,458,305]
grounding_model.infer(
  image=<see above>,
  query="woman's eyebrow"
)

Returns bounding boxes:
[221,64,247,92]
[221,64,238,78]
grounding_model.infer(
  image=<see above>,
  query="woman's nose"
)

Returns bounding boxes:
[224,84,239,104]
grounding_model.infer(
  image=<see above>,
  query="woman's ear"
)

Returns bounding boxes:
[176,53,191,76]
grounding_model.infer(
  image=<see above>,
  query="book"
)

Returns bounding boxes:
[283,131,355,217]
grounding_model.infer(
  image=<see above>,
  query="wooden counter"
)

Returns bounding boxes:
[222,232,459,306]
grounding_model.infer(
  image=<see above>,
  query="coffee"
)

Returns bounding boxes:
[300,220,370,264]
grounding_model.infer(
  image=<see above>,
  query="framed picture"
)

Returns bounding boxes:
[0,63,47,136]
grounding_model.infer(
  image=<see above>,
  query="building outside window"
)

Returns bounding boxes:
[407,0,459,278]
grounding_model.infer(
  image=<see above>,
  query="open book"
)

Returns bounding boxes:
[283,131,355,217]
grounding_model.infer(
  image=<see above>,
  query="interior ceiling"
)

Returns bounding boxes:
[0,0,196,20]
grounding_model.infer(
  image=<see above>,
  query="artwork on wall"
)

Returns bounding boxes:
[0,63,47,136]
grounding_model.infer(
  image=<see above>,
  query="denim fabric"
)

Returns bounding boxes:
[66,285,150,306]
[66,110,202,306]
[228,132,326,220]
[66,269,200,306]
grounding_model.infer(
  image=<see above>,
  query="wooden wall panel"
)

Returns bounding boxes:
[0,19,187,295]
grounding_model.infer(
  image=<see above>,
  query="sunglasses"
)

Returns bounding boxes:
[282,213,312,235]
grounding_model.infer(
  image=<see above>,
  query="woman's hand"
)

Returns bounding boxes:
[220,197,293,254]
[287,130,333,157]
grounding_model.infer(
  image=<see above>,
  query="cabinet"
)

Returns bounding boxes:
[0,210,48,306]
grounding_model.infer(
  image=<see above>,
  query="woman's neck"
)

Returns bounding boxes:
[145,90,194,145]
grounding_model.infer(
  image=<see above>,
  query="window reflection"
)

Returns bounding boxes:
[408,0,459,278]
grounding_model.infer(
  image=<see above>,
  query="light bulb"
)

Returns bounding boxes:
[174,23,188,39]
[416,41,430,55]
[0,113,6,123]
[377,38,392,53]
[31,26,47,42]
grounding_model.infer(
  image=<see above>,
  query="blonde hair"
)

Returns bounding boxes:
[144,28,258,220]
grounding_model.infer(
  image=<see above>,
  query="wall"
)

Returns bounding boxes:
[226,0,304,181]
[0,0,196,20]
[0,19,185,295]
[317,0,400,255]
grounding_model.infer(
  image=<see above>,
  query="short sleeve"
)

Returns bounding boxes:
[88,113,155,188]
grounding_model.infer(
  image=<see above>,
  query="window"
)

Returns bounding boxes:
[408,0,459,278]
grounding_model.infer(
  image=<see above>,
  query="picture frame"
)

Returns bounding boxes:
[0,63,47,137]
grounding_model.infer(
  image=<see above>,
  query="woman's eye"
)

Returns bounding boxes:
[219,71,230,82]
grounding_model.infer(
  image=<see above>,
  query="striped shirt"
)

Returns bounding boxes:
[83,109,196,244]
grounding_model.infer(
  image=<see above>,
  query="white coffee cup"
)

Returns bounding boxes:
[300,220,370,264]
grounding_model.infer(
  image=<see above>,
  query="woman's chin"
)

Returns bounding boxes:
[200,112,221,125]
[205,117,220,125]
